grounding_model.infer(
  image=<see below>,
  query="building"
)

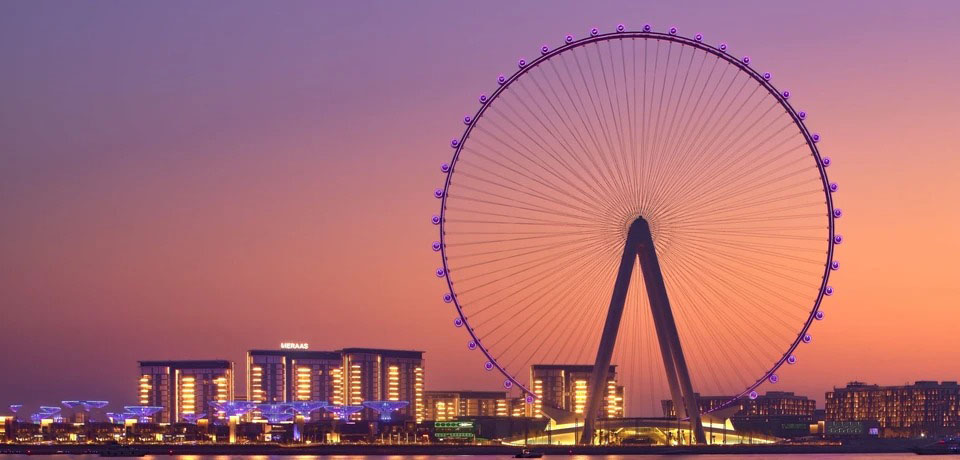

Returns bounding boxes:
[246,349,342,406]
[341,348,424,422]
[529,364,624,419]
[825,381,960,437]
[424,390,513,421]
[138,360,234,423]
[662,391,817,418]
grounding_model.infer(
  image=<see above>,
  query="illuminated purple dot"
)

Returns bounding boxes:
[782,90,790,99]
[763,72,772,80]
[812,133,821,143]
[503,380,513,389]
[497,75,506,85]
[432,241,441,251]
[798,111,807,120]
[484,362,494,371]
[565,34,574,43]
[833,208,843,218]
[787,355,797,365]
[525,395,535,404]
[749,391,758,400]
[434,188,444,198]
[467,341,477,350]
[443,293,452,303]
[616,24,625,33]
[742,56,751,65]
[719,43,728,52]
[540,45,549,55]
[454,318,463,327]
[824,286,834,296]
[435,267,445,277]
[431,215,441,225]
[834,234,843,244]
[440,163,450,173]
[815,310,825,320]
[830,182,838,192]
[517,58,526,68]
[821,156,831,167]
[590,28,599,36]
[463,115,471,124]
[695,33,703,41]
[803,334,812,343]
[450,138,459,148]
[643,24,652,32]
[831,261,840,271]
[669,27,677,35]
[479,94,487,104]
[769,374,779,384]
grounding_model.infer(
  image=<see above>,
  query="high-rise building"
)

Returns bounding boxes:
[246,349,342,406]
[529,364,624,419]
[138,360,234,423]
[825,381,960,437]
[341,348,424,422]
[662,391,817,418]
[424,390,512,421]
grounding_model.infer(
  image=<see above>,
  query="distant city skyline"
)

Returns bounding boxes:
[3,0,960,413]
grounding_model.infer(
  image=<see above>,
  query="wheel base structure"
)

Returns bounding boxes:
[580,217,707,445]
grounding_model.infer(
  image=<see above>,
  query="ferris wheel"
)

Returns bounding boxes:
[431,24,841,444]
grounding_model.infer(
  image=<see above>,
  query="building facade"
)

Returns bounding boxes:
[662,391,816,418]
[529,364,624,419]
[825,381,960,437]
[341,348,424,422]
[424,390,513,421]
[138,360,234,424]
[246,349,342,407]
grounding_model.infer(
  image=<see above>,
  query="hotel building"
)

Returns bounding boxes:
[341,348,424,422]
[662,391,817,418]
[138,360,234,423]
[246,349,342,408]
[529,364,624,419]
[825,381,960,436]
[424,390,512,421]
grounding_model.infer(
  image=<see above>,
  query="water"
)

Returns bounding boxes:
[0,455,924,460]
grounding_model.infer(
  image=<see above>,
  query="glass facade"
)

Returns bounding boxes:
[661,391,816,418]
[529,364,624,419]
[137,360,234,424]
[825,381,960,437]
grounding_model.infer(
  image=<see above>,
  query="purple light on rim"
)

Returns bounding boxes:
[525,395,535,403]
[830,182,838,192]
[824,286,834,296]
[815,310,825,320]
[831,261,840,270]
[616,24,625,32]
[749,391,758,400]
[833,208,843,218]
[517,58,526,68]
[643,24,652,32]
[443,293,453,303]
[431,215,441,225]
[812,133,821,143]
[782,90,790,99]
[454,318,463,327]
[435,267,445,277]
[503,380,513,389]
[803,334,812,343]
[769,374,779,384]
[432,241,441,251]
[669,27,677,35]
[484,361,494,371]
[590,27,599,36]
[441,163,450,173]
[450,138,459,148]
[822,157,831,167]
[742,56,751,65]
[434,188,443,198]
[834,234,843,244]
[719,43,728,52]
[467,341,477,350]
[565,34,574,43]
[497,75,506,85]
[787,355,797,364]
[540,45,549,55]
[463,115,471,124]
[798,111,807,120]
[763,72,772,80]
[695,33,703,41]
[479,94,487,104]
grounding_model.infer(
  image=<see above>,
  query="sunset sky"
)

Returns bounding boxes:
[2,0,959,412]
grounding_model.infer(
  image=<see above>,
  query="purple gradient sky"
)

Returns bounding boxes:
[2,1,959,412]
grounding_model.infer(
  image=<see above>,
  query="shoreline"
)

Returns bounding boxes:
[0,442,925,456]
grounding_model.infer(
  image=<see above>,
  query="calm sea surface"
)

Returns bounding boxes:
[0,455,923,460]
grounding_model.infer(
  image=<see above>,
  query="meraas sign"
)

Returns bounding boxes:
[280,342,309,350]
